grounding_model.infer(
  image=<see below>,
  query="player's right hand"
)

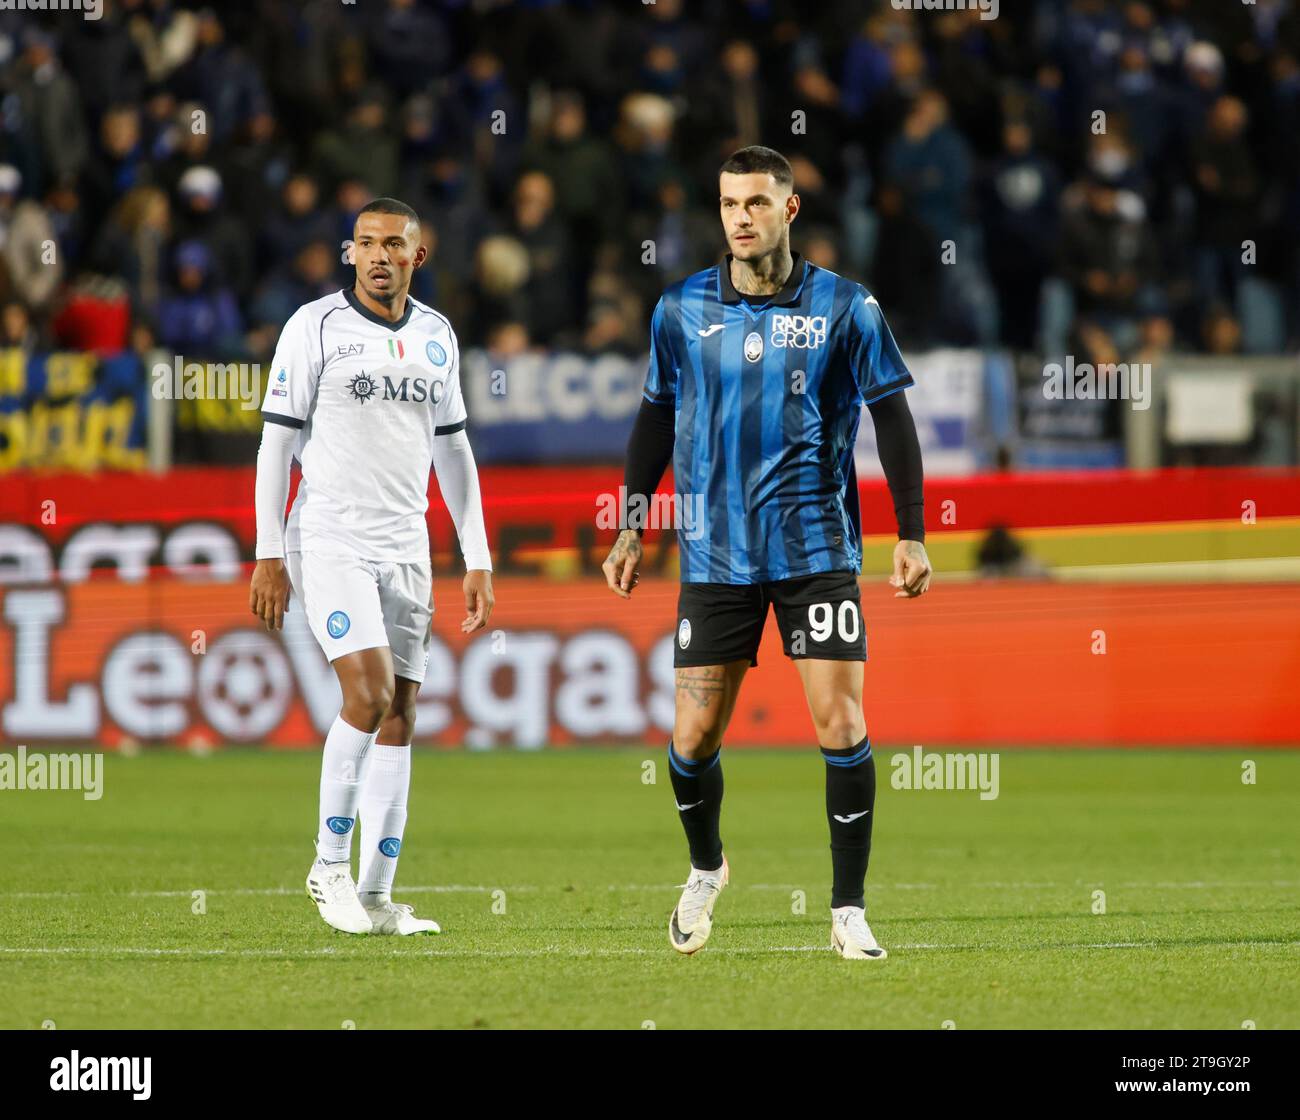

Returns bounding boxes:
[249,558,290,631]
[602,529,642,599]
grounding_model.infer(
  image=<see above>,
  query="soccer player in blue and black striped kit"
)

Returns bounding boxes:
[603,146,931,960]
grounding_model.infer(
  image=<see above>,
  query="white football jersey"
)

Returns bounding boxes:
[261,288,467,561]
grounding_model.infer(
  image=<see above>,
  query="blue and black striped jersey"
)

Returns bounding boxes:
[643,253,914,584]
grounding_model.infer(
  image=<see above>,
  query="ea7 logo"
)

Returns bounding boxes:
[382,376,444,403]
[771,314,826,349]
[338,343,365,356]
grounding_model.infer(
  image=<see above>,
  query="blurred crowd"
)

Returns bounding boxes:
[2,0,1300,370]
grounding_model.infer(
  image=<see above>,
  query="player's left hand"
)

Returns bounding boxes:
[462,569,494,633]
[890,539,932,598]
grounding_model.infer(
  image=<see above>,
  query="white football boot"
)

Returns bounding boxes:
[830,905,887,960]
[668,856,730,954]
[305,860,373,934]
[361,898,441,935]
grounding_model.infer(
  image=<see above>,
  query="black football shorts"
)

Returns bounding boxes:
[673,571,866,668]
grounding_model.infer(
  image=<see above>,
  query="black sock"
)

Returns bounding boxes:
[667,741,724,871]
[823,735,875,909]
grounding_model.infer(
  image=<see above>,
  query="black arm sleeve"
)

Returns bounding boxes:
[867,390,925,542]
[622,397,676,534]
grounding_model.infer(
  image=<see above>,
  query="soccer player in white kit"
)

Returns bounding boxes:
[250,198,494,935]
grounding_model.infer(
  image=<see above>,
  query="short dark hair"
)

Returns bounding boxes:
[356,196,420,231]
[719,145,794,191]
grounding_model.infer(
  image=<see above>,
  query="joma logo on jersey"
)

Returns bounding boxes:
[382,375,444,404]
[771,313,826,349]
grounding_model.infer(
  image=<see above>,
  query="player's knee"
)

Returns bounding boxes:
[672,725,723,760]
[813,706,865,751]
[345,676,395,731]
[380,700,417,744]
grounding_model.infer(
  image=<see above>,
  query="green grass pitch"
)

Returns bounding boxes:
[2,748,1296,1029]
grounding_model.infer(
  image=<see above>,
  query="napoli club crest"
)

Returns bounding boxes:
[426,339,447,367]
[744,331,763,362]
[327,610,350,638]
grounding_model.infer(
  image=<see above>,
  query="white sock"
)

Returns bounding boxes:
[315,716,379,864]
[357,743,410,902]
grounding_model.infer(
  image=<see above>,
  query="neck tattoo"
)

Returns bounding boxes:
[732,247,794,297]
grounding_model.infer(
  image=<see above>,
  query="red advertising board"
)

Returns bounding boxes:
[2,578,1296,748]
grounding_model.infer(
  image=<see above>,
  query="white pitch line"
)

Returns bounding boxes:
[0,939,1296,960]
[4,884,539,900]
[6,879,1296,901]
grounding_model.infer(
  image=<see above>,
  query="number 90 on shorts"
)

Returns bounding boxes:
[673,570,866,668]
[771,571,866,661]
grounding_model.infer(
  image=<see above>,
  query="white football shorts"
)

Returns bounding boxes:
[286,551,433,682]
